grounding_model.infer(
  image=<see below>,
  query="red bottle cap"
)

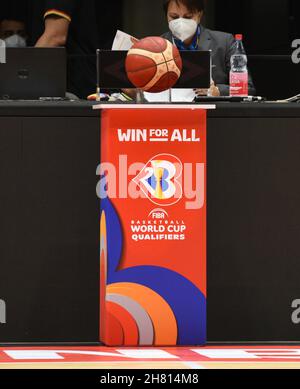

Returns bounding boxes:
[235,34,243,41]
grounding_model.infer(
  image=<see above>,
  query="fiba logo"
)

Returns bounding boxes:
[133,154,183,207]
[0,39,6,64]
[148,209,169,220]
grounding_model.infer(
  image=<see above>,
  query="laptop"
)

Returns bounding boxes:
[0,47,66,100]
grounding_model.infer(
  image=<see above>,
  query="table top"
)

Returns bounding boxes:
[93,103,217,110]
[0,100,300,118]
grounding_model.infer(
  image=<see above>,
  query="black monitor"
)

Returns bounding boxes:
[98,50,211,89]
[0,48,66,100]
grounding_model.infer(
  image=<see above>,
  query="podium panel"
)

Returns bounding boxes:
[97,105,212,346]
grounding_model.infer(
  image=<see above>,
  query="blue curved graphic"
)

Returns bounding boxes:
[101,196,206,345]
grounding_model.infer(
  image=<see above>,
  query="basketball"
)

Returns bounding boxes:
[125,37,182,93]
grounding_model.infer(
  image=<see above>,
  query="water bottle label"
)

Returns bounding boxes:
[230,72,249,96]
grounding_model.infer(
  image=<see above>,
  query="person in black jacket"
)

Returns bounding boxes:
[162,0,255,96]
[23,0,100,98]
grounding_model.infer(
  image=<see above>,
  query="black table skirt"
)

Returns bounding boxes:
[0,101,300,344]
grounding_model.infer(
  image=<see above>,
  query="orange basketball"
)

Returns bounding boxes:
[125,37,182,93]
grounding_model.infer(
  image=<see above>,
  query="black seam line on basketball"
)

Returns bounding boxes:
[127,58,176,74]
[138,64,177,89]
[162,49,171,87]
[147,69,178,92]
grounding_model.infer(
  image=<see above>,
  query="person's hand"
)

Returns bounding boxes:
[194,88,209,96]
[194,80,220,97]
[208,81,220,97]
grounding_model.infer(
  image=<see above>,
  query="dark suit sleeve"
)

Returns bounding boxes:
[217,34,256,96]
[43,0,78,22]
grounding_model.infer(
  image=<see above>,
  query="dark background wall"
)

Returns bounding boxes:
[1,0,300,99]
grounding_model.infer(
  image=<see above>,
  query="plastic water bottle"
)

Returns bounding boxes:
[230,34,249,97]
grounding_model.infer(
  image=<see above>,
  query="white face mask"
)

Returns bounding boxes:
[4,34,27,48]
[169,18,198,42]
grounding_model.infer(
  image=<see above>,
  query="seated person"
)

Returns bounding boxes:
[145,0,255,102]
[28,0,120,99]
[30,0,97,99]
[0,17,27,47]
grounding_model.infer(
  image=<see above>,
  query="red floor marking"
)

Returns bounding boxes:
[1,347,300,364]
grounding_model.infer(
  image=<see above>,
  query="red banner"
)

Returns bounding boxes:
[99,107,207,346]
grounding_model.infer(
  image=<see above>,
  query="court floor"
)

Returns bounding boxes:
[1,346,300,369]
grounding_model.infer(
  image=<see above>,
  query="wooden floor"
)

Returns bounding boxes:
[1,346,300,369]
